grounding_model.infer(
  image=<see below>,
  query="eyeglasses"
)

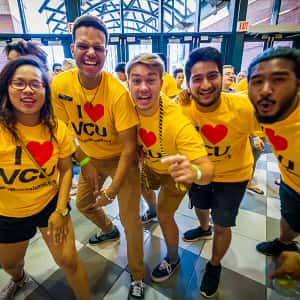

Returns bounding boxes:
[9,79,45,91]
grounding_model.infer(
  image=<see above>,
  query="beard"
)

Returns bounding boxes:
[254,88,298,124]
[190,89,221,108]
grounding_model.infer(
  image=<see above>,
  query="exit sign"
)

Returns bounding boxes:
[237,21,249,32]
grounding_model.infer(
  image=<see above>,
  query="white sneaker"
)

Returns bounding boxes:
[0,271,29,300]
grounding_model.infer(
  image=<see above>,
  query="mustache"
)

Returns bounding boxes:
[257,98,276,105]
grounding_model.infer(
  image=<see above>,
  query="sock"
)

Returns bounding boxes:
[167,245,179,264]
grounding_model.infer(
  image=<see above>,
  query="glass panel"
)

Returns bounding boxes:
[273,40,293,48]
[246,0,273,26]
[278,0,300,25]
[24,0,65,34]
[167,43,190,73]
[168,0,230,33]
[103,45,118,73]
[41,45,65,72]
[241,41,264,72]
[200,5,230,32]
[199,42,222,51]
[128,44,152,61]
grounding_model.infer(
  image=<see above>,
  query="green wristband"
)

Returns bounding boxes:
[297,253,300,262]
[191,164,202,181]
[79,157,91,167]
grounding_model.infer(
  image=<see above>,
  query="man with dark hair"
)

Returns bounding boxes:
[248,47,300,257]
[52,63,62,75]
[114,62,127,82]
[178,46,262,298]
[51,15,144,298]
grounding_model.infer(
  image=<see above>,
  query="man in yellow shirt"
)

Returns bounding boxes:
[157,53,181,98]
[126,53,213,284]
[222,64,235,92]
[248,47,300,257]
[177,47,262,298]
[51,15,144,298]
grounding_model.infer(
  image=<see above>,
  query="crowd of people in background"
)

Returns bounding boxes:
[0,14,300,300]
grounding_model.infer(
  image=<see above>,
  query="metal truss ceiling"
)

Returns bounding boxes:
[39,0,225,33]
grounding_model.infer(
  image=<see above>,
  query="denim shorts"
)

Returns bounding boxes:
[0,193,68,243]
[280,181,300,233]
[189,181,248,227]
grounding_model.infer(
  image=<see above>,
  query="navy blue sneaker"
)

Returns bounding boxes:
[128,280,145,299]
[141,210,157,224]
[89,225,120,244]
[151,257,180,282]
[256,238,298,256]
[183,226,213,242]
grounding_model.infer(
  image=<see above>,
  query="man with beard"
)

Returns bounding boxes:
[248,47,300,257]
[177,47,261,298]
[51,15,144,298]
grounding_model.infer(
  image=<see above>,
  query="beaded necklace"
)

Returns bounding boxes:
[141,97,187,192]
[78,74,100,107]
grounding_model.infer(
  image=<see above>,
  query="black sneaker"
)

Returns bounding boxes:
[200,262,222,298]
[141,210,157,224]
[89,225,120,244]
[183,226,213,242]
[151,257,180,282]
[256,238,298,256]
[128,280,145,299]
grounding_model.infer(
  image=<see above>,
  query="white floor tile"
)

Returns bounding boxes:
[234,208,266,241]
[267,197,281,220]
[267,161,280,173]
[201,232,266,284]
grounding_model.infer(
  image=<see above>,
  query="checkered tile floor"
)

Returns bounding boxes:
[1,145,298,299]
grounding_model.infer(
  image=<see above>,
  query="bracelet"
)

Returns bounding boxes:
[191,164,202,182]
[297,253,300,262]
[79,157,91,167]
[101,188,114,203]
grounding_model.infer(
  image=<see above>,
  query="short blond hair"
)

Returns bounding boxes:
[126,53,164,79]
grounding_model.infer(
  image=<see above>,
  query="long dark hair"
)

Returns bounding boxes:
[0,56,57,143]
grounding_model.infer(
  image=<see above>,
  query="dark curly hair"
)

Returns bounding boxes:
[4,40,49,71]
[0,56,57,143]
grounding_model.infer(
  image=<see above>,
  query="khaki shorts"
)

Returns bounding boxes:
[142,164,187,214]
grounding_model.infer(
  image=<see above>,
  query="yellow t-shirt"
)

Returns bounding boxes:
[162,73,180,98]
[260,100,300,193]
[235,79,248,93]
[180,93,260,182]
[51,69,139,159]
[0,120,75,217]
[138,94,207,174]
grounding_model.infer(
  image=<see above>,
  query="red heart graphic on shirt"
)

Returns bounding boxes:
[139,128,157,147]
[26,141,54,167]
[265,128,288,151]
[201,124,228,145]
[84,103,104,122]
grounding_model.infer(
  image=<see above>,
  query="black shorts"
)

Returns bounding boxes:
[280,181,300,233]
[189,181,248,227]
[0,194,65,243]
